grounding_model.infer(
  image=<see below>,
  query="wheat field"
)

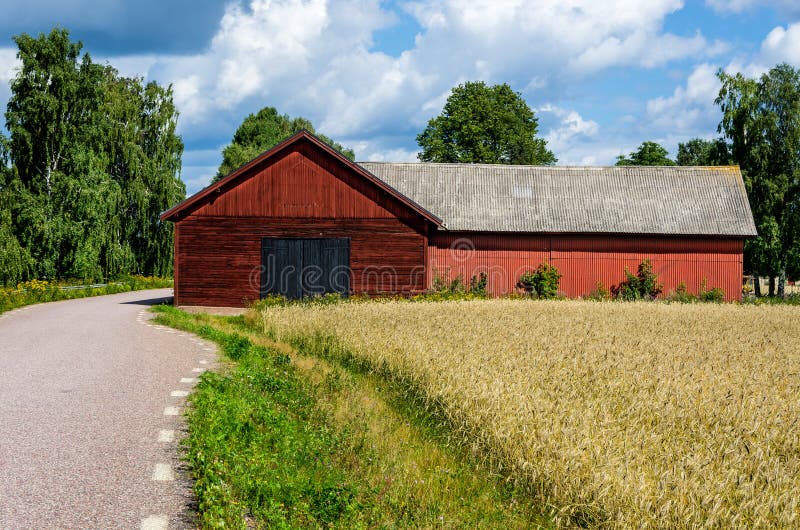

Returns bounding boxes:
[256,300,800,528]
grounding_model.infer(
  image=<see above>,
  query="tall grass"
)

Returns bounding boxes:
[257,299,800,528]
[153,306,549,528]
[0,275,173,314]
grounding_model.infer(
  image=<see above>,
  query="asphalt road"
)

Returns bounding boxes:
[0,289,218,529]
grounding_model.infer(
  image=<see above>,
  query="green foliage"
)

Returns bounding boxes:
[2,28,184,282]
[152,307,544,528]
[0,200,32,285]
[698,280,726,303]
[676,138,733,166]
[417,81,556,165]
[614,259,663,300]
[0,276,173,314]
[251,292,345,309]
[615,141,676,166]
[518,262,562,299]
[469,272,488,296]
[586,281,612,301]
[666,281,725,304]
[427,268,491,299]
[166,323,357,527]
[742,292,800,305]
[667,282,696,303]
[717,63,800,296]
[214,107,354,181]
[429,267,466,294]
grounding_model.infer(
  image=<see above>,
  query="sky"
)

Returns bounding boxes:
[0,1,799,195]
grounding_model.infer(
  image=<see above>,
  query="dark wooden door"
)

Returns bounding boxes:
[261,238,350,299]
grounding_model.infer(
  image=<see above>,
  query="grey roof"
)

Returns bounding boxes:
[357,162,758,236]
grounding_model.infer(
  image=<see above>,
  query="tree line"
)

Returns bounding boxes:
[0,29,185,285]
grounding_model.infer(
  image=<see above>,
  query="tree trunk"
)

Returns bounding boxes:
[778,268,786,298]
[769,275,776,297]
[754,275,762,297]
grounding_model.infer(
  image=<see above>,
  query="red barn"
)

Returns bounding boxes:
[161,131,757,305]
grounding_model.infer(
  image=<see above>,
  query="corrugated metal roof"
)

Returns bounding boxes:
[357,163,758,236]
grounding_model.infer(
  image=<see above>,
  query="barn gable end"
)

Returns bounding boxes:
[163,132,438,307]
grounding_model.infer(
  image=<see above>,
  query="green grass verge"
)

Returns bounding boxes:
[152,305,551,529]
[0,275,173,314]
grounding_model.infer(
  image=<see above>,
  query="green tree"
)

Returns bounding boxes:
[717,63,800,296]
[615,141,676,166]
[4,28,184,280]
[416,81,556,165]
[5,28,106,279]
[0,134,32,285]
[214,107,354,182]
[100,72,185,276]
[676,138,732,166]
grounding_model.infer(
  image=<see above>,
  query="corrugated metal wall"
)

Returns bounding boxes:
[429,233,744,301]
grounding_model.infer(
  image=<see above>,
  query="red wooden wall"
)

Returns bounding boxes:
[172,143,428,307]
[428,233,744,301]
[193,143,419,221]
[175,217,425,306]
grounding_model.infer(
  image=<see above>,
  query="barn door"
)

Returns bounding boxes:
[261,238,350,299]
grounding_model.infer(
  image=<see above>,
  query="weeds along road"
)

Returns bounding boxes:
[0,289,216,529]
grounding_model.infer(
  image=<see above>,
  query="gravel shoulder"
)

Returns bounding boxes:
[0,288,216,529]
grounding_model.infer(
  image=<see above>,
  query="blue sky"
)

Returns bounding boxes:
[0,0,799,194]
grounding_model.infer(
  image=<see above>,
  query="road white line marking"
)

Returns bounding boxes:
[180,377,197,384]
[163,406,180,416]
[199,360,209,364]
[203,347,214,352]
[152,463,175,481]
[158,429,175,442]
[140,514,168,530]
[191,367,205,373]
[170,390,189,397]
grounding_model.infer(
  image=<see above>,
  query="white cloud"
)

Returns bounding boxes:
[353,141,419,162]
[760,23,800,65]
[0,48,19,116]
[638,19,800,161]
[0,48,19,83]
[645,63,721,135]
[0,1,751,187]
[95,54,161,79]
[139,0,719,140]
[538,105,599,158]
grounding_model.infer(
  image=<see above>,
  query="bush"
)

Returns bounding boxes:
[428,268,491,299]
[469,272,488,297]
[518,263,562,299]
[698,280,725,303]
[667,282,696,303]
[614,259,662,301]
[431,268,464,294]
[586,281,612,301]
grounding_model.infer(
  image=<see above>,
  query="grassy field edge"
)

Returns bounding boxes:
[0,276,173,314]
[247,321,578,518]
[152,305,552,529]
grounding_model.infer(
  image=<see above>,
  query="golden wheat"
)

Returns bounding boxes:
[257,300,800,529]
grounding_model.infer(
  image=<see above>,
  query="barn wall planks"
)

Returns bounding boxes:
[175,216,426,307]
[429,233,744,301]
